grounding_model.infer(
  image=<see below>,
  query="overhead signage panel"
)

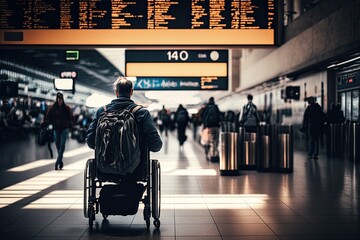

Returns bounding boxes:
[134,77,228,91]
[126,49,228,90]
[0,0,277,46]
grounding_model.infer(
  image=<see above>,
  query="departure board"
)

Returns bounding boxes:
[126,50,228,90]
[0,0,277,46]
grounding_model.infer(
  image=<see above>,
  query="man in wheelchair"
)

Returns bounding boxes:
[84,77,162,228]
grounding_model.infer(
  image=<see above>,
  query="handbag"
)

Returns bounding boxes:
[37,125,54,146]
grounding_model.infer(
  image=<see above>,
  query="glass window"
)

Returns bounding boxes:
[352,90,359,122]
[346,91,351,121]
[341,92,346,114]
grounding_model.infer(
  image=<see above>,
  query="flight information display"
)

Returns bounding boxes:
[0,0,277,46]
[126,50,228,90]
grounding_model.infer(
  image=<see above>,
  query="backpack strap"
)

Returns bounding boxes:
[130,105,142,114]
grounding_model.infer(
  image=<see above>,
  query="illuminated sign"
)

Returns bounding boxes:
[337,71,359,90]
[60,71,77,78]
[126,50,228,90]
[65,51,79,61]
[0,0,278,46]
[54,78,75,93]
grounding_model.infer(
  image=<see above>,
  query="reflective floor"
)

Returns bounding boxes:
[0,129,359,240]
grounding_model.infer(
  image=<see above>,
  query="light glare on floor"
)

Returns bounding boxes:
[7,159,53,172]
[166,168,217,176]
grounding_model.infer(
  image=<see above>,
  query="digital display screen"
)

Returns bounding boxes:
[0,0,277,46]
[126,49,228,90]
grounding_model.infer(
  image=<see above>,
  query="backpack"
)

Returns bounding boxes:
[95,104,142,175]
[225,110,235,122]
[203,105,220,126]
[176,109,188,124]
[243,103,258,127]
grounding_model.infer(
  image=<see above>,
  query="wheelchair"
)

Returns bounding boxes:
[83,148,161,229]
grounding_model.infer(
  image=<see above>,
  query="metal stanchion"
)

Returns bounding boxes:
[327,123,346,157]
[258,125,271,172]
[237,127,245,169]
[260,135,271,171]
[220,132,239,176]
[276,125,293,173]
[349,123,360,162]
[221,122,236,133]
[270,124,279,170]
[239,131,257,170]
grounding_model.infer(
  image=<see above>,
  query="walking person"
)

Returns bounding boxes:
[157,105,171,137]
[240,94,260,133]
[43,92,74,170]
[326,103,345,124]
[175,104,189,147]
[201,97,222,161]
[301,96,325,160]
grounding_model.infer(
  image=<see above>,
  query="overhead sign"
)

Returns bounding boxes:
[60,71,77,78]
[65,51,79,61]
[0,0,277,46]
[54,78,75,93]
[126,50,228,90]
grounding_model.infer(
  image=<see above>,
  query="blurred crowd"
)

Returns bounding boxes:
[0,96,94,143]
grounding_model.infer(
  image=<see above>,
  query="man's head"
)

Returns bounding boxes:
[209,97,214,103]
[56,92,64,106]
[113,77,133,97]
[247,94,253,101]
[306,96,315,104]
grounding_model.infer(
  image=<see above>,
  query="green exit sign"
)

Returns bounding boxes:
[66,50,79,61]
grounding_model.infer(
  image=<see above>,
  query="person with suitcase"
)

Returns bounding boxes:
[201,97,222,162]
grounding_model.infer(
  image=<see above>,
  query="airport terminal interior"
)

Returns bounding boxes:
[1,0,360,239]
[0,128,359,240]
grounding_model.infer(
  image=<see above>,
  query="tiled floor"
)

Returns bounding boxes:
[0,129,359,239]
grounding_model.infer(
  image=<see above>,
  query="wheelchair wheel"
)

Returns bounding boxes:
[84,159,96,226]
[143,203,151,229]
[83,159,92,218]
[151,159,161,228]
[88,204,95,228]
[154,219,160,228]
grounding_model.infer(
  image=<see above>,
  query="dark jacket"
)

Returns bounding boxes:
[302,102,325,137]
[201,102,221,128]
[175,105,189,126]
[86,96,162,152]
[44,103,74,131]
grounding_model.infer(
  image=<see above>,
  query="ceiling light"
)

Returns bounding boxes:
[327,56,360,69]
